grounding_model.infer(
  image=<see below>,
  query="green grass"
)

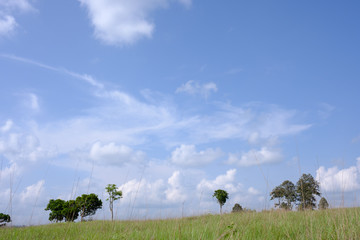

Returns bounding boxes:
[1,208,360,239]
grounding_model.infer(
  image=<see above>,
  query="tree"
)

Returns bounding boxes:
[105,184,123,221]
[213,189,229,214]
[296,173,321,210]
[270,180,296,210]
[318,197,329,210]
[76,193,102,222]
[0,213,11,227]
[45,199,66,222]
[232,203,243,213]
[63,200,80,222]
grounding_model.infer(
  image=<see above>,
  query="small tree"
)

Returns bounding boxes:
[296,173,321,210]
[232,203,243,213]
[45,199,66,222]
[0,213,11,227]
[63,200,80,222]
[213,189,229,214]
[105,184,123,221]
[270,180,296,210]
[76,193,102,222]
[319,197,329,210]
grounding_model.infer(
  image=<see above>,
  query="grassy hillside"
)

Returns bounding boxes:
[1,208,359,239]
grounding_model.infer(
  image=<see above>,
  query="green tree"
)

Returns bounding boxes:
[270,180,296,210]
[63,200,80,222]
[232,203,243,213]
[105,184,123,221]
[318,197,329,210]
[213,189,229,214]
[296,173,321,210]
[0,213,11,227]
[45,199,66,222]
[76,193,102,221]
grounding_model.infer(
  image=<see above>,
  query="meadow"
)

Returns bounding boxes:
[1,207,359,239]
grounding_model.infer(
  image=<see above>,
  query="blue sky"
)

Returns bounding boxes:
[1,0,360,225]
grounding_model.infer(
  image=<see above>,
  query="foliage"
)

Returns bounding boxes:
[105,184,123,221]
[296,173,321,210]
[76,193,102,221]
[45,199,66,222]
[0,213,11,227]
[213,189,229,214]
[63,200,80,222]
[232,203,243,213]
[270,180,296,210]
[319,197,329,210]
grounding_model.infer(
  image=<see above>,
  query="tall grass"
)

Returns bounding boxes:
[1,207,359,239]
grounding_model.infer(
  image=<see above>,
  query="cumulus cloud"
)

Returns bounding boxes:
[0,129,54,163]
[89,141,145,166]
[316,158,360,192]
[0,15,17,36]
[176,80,218,98]
[197,169,242,194]
[165,171,187,202]
[0,119,13,132]
[0,0,34,12]
[20,180,45,203]
[0,0,34,37]
[28,93,39,111]
[79,0,191,46]
[170,144,222,167]
[227,147,282,167]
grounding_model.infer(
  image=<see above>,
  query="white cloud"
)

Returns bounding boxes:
[165,171,187,202]
[0,15,17,36]
[79,0,191,46]
[0,119,13,132]
[0,0,34,37]
[318,102,335,119]
[248,187,260,195]
[20,180,45,203]
[0,0,34,12]
[28,93,39,111]
[0,130,54,163]
[176,80,218,98]
[316,159,360,192]
[228,147,282,167]
[170,144,222,167]
[177,0,192,8]
[197,169,242,194]
[90,141,145,166]
[1,54,104,89]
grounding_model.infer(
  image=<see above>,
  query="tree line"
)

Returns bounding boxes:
[45,184,122,222]
[212,173,329,214]
[270,173,328,210]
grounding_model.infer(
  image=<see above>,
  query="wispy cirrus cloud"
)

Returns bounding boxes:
[176,80,218,98]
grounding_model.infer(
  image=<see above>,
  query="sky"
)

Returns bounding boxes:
[0,0,360,226]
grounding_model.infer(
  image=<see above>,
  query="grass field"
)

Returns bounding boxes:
[1,208,359,239]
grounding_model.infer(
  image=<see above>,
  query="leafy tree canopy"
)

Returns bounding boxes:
[106,184,123,221]
[270,180,296,210]
[319,197,329,210]
[63,200,80,222]
[0,213,11,227]
[296,173,321,210]
[45,199,66,222]
[213,189,229,214]
[232,203,243,213]
[76,193,102,221]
